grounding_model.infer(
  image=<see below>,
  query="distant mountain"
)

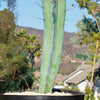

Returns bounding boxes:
[15,26,88,58]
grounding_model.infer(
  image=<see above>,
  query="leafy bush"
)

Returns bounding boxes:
[0,9,41,94]
[98,96,100,100]
[75,54,88,60]
[0,9,15,43]
[85,86,95,100]
[65,83,79,92]
[0,55,34,94]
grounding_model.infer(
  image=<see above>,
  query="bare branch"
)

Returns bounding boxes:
[19,75,30,89]
[92,9,100,32]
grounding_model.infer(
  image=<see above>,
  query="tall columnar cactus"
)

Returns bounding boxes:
[39,0,66,94]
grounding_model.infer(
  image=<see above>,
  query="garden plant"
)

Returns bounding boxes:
[0,9,41,93]
[39,0,100,95]
[39,0,66,94]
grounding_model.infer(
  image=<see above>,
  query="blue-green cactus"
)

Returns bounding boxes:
[39,0,66,93]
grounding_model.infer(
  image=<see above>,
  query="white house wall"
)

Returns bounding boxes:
[94,90,100,100]
[78,80,88,92]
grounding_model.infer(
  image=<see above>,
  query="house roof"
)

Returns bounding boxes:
[62,63,99,84]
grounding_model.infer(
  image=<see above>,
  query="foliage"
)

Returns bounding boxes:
[75,0,100,13]
[71,16,99,45]
[86,68,100,83]
[86,73,92,82]
[70,1,100,97]
[65,84,79,92]
[75,0,91,9]
[0,9,41,93]
[0,9,15,43]
[72,0,100,45]
[16,29,41,68]
[85,85,95,100]
[72,0,100,67]
[0,28,41,93]
[33,67,40,72]
[98,96,100,100]
[0,55,34,93]
[73,1,100,97]
[0,0,16,11]
[75,53,88,60]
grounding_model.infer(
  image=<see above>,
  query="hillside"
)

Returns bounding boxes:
[15,26,89,82]
[15,26,88,58]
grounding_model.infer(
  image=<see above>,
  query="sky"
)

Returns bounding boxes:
[0,0,92,33]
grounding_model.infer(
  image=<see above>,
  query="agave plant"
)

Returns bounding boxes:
[39,0,66,94]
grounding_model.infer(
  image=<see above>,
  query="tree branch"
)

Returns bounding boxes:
[92,9,100,32]
[19,75,30,89]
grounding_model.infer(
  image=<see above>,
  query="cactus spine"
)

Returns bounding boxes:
[39,0,66,93]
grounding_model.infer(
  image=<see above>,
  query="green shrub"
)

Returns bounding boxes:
[33,67,40,72]
[75,54,88,60]
[98,96,100,100]
[0,55,34,94]
[85,86,95,100]
[64,84,79,92]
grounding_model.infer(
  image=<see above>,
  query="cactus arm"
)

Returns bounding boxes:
[39,0,66,93]
[39,0,57,93]
[45,0,66,93]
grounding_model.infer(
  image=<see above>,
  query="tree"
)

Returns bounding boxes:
[0,54,34,93]
[0,28,41,92]
[0,0,16,11]
[0,28,41,93]
[73,0,100,60]
[0,9,15,43]
[74,0,100,61]
[73,0,100,99]
[0,8,41,93]
[71,15,99,44]
[16,29,41,68]
[76,0,100,30]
